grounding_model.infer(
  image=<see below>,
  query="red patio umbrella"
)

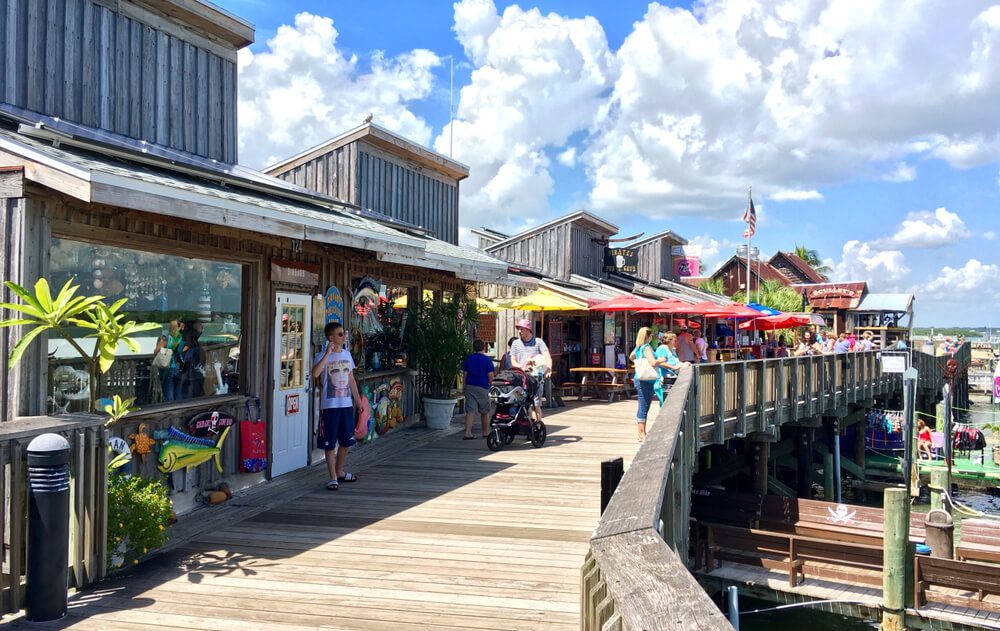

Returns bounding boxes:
[738,314,812,331]
[588,295,659,311]
[633,298,691,314]
[700,303,762,318]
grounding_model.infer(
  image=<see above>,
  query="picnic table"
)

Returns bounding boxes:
[567,367,633,402]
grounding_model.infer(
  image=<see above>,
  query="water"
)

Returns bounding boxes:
[733,597,878,630]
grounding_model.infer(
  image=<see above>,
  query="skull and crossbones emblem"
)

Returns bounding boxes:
[827,504,856,524]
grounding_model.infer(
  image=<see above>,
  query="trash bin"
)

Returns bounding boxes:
[924,509,954,559]
[26,433,71,622]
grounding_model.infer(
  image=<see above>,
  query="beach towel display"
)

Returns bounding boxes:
[239,397,267,473]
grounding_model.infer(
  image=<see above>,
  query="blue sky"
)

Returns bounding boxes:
[219,0,1000,327]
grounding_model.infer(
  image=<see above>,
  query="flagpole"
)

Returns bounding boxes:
[746,186,752,306]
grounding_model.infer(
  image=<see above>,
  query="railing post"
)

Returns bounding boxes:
[736,362,747,437]
[713,363,725,444]
[804,357,815,416]
[789,356,800,423]
[755,362,766,433]
[818,354,828,413]
[775,358,786,426]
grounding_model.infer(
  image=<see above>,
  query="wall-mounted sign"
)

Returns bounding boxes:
[285,393,300,415]
[603,247,638,274]
[808,286,860,299]
[674,257,700,277]
[324,285,344,324]
[604,313,616,345]
[271,259,320,286]
[186,410,236,438]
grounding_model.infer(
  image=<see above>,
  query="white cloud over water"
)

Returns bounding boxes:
[830,240,910,290]
[922,259,1000,298]
[874,208,972,249]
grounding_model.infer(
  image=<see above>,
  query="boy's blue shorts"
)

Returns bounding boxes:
[317,407,356,450]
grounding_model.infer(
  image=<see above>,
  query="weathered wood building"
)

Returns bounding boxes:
[266,125,466,245]
[0,0,508,517]
[769,251,827,285]
[628,230,689,285]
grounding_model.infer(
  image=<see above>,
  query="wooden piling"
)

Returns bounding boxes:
[823,453,835,501]
[930,469,949,514]
[882,487,909,631]
[797,428,812,498]
[752,440,769,496]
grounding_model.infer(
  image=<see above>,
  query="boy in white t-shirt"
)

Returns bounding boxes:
[312,321,362,491]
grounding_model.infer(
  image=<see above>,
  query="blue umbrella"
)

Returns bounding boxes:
[747,302,781,316]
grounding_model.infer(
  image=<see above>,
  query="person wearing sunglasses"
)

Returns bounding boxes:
[312,321,362,491]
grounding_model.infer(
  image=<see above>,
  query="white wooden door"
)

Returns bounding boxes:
[271,293,311,477]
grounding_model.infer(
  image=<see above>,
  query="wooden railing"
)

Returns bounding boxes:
[582,368,732,630]
[1,414,109,614]
[582,351,896,630]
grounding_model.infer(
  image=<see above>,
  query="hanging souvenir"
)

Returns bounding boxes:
[157,425,230,474]
[127,423,155,465]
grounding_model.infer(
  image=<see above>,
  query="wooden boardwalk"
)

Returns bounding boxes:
[9,401,645,630]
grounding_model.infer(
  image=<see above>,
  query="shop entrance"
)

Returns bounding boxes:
[271,292,312,477]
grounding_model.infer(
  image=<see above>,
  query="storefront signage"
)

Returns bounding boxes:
[808,286,860,299]
[186,410,236,438]
[604,313,616,345]
[271,259,320,287]
[603,247,638,274]
[674,256,700,277]
[324,285,344,324]
[671,244,702,257]
[285,394,300,415]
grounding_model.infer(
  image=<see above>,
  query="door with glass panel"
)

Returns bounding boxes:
[271,293,311,477]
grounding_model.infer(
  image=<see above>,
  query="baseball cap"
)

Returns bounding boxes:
[515,318,532,331]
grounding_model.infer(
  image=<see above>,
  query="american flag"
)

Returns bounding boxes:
[742,196,756,238]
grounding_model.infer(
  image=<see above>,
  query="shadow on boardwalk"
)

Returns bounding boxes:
[8,400,644,631]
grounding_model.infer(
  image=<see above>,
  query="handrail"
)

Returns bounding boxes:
[1,414,109,614]
[582,367,732,630]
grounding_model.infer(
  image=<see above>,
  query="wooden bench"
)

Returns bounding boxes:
[760,495,926,547]
[705,523,884,587]
[956,518,1000,563]
[705,523,803,587]
[690,490,762,568]
[915,556,1000,612]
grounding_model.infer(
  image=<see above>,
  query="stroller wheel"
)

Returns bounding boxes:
[503,428,516,444]
[530,421,547,448]
[486,428,503,451]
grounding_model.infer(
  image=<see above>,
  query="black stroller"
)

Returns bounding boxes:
[486,369,546,451]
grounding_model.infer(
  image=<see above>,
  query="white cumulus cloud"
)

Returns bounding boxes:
[922,259,1000,298]
[557,147,578,167]
[883,162,917,182]
[769,189,823,202]
[873,207,971,249]
[984,231,997,240]
[830,240,910,290]
[237,13,439,169]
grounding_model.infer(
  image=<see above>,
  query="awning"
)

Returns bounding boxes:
[0,125,510,283]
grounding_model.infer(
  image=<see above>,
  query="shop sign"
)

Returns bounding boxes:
[271,259,320,287]
[674,256,700,277]
[591,352,602,366]
[603,247,638,274]
[808,286,860,299]
[325,285,344,324]
[671,244,702,257]
[604,313,616,345]
[186,410,236,438]
[285,394,300,415]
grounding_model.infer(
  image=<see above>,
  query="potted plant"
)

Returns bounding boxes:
[405,295,478,429]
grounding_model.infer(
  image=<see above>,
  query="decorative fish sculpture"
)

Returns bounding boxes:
[157,425,231,474]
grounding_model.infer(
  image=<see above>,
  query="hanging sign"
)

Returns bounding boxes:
[604,313,616,345]
[324,285,344,324]
[602,247,638,274]
[271,259,320,286]
[285,394,300,415]
[186,410,236,438]
[674,257,700,277]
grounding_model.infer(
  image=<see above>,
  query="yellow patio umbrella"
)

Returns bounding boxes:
[503,289,587,336]
[392,295,503,312]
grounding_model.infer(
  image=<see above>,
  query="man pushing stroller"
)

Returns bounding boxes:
[509,318,551,423]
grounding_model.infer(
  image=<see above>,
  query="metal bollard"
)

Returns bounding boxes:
[26,433,71,622]
[600,457,624,514]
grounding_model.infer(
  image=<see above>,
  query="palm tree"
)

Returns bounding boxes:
[699,278,727,297]
[793,245,831,279]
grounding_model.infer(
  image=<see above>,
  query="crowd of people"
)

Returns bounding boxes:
[791,329,879,356]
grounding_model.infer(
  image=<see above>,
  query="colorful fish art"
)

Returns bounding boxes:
[157,425,230,474]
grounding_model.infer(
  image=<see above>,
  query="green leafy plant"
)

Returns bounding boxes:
[103,394,138,429]
[106,471,172,569]
[793,244,832,279]
[404,295,479,399]
[699,278,727,297]
[0,279,160,412]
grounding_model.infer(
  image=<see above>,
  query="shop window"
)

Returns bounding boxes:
[349,277,405,372]
[279,303,305,389]
[47,238,243,414]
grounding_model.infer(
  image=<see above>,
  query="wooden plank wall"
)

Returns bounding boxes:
[0,0,238,162]
[272,143,461,245]
[489,222,574,281]
[570,226,608,280]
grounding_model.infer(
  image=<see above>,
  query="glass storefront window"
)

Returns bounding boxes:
[47,238,243,414]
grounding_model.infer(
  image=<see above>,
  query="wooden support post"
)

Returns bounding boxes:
[883,488,911,631]
[797,427,812,498]
[752,440,769,496]
[854,421,866,476]
[930,469,949,514]
[823,452,835,501]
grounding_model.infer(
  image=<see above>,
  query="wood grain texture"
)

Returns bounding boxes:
[3,400,648,629]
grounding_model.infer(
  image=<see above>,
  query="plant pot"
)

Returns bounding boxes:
[423,397,458,430]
